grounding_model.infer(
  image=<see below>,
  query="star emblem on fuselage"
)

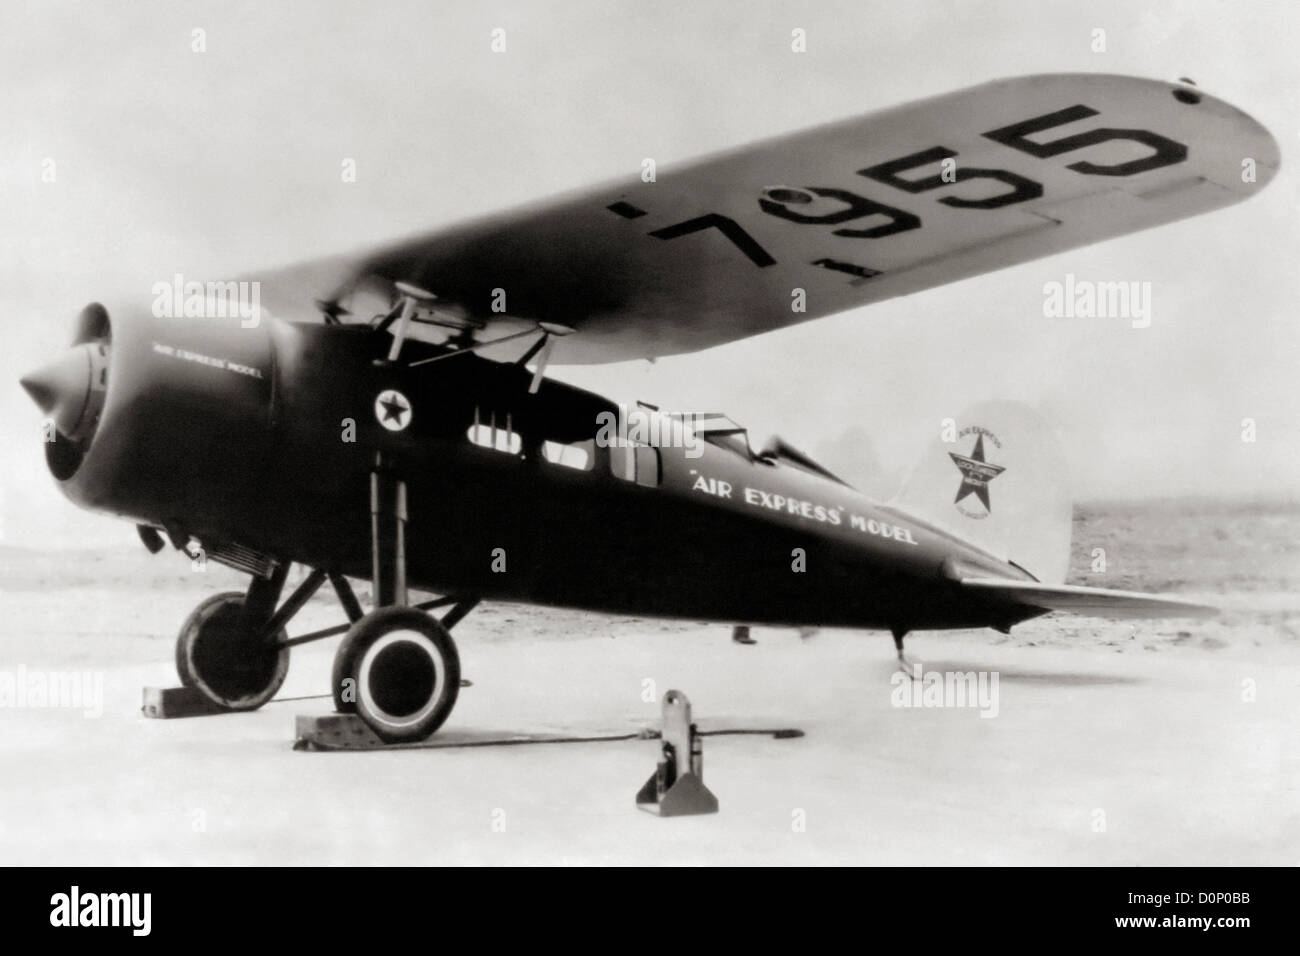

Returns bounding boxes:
[374,389,412,431]
[948,431,1005,513]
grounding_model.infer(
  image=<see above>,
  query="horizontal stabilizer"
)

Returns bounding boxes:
[960,578,1218,619]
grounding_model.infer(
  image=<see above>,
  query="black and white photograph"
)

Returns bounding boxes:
[1,0,1296,904]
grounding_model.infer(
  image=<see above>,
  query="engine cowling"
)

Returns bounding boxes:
[20,303,278,540]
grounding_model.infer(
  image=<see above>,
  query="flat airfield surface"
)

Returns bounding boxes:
[1,499,1296,865]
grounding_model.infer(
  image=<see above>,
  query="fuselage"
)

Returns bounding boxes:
[50,312,1039,631]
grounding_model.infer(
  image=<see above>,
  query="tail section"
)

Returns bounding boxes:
[889,401,1072,583]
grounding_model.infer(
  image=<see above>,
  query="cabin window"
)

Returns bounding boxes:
[543,439,594,471]
[467,409,521,455]
[610,443,660,487]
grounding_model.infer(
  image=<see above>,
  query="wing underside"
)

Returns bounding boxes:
[253,73,1279,364]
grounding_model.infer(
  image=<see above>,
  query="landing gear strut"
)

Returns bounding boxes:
[172,456,478,741]
[328,457,468,741]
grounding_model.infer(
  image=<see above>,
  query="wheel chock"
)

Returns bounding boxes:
[635,690,719,817]
[142,686,225,719]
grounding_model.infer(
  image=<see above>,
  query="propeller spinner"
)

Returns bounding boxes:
[19,303,111,443]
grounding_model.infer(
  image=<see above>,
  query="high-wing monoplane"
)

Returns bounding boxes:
[20,75,1277,740]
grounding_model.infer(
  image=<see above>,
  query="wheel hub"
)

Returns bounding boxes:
[366,635,438,718]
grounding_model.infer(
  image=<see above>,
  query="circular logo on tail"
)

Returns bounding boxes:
[374,389,412,431]
[948,426,1005,519]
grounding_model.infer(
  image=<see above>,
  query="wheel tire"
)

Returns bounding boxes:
[175,591,290,711]
[331,629,361,715]
[334,606,460,743]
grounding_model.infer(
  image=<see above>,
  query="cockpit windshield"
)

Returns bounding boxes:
[686,413,754,460]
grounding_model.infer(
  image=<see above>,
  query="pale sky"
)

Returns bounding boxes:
[2,0,1297,546]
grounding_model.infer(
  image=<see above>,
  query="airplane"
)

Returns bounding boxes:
[19,74,1278,742]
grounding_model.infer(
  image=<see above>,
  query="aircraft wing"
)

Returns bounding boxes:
[254,74,1278,364]
[960,578,1218,619]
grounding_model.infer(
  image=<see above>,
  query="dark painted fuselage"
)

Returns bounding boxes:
[52,313,1039,631]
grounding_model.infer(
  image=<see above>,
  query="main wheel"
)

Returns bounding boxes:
[175,591,290,711]
[332,606,460,743]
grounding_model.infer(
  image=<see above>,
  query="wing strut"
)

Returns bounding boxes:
[526,323,576,393]
[384,281,438,363]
